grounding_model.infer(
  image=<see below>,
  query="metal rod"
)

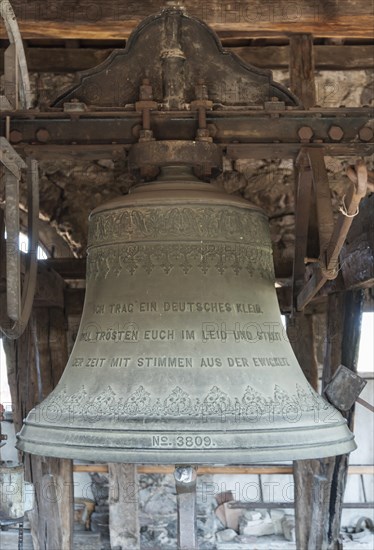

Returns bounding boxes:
[357,396,374,413]
[174,465,198,550]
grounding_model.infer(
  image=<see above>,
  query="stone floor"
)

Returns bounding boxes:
[0,530,101,550]
[216,532,374,550]
[2,530,374,550]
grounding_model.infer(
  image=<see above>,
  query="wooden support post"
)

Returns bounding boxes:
[287,314,318,389]
[307,473,331,550]
[291,290,363,550]
[321,290,364,550]
[27,456,73,550]
[289,34,316,109]
[287,313,319,550]
[3,265,74,550]
[108,464,140,550]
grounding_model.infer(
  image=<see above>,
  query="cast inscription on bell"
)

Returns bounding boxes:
[18,176,355,463]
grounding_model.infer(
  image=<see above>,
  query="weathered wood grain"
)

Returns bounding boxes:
[108,463,140,550]
[1,45,372,73]
[287,312,319,550]
[2,265,73,550]
[321,290,364,550]
[1,1,373,39]
[290,34,316,108]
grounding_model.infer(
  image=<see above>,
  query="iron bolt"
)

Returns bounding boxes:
[36,128,50,143]
[9,129,23,144]
[328,126,344,141]
[298,126,313,141]
[359,126,373,142]
[195,80,208,100]
[139,78,154,101]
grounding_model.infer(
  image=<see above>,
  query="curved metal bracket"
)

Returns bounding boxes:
[0,139,39,339]
[0,0,32,109]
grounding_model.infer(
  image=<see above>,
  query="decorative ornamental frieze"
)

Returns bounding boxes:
[86,242,274,280]
[88,207,268,247]
[41,382,330,422]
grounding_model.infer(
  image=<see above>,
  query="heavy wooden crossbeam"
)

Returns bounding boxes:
[1,1,373,39]
[1,45,373,73]
[72,464,374,475]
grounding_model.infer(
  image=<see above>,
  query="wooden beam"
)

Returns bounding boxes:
[321,290,365,550]
[289,34,316,109]
[287,314,318,389]
[1,1,373,39]
[72,464,374,475]
[1,45,373,73]
[232,44,374,70]
[108,464,140,550]
[287,311,319,550]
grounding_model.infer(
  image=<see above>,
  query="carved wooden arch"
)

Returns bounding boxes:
[52,8,301,109]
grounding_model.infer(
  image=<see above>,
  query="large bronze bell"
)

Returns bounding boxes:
[18,167,355,463]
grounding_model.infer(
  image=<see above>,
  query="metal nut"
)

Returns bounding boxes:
[328,125,344,141]
[36,128,50,143]
[196,128,212,142]
[9,130,23,144]
[139,129,155,142]
[190,99,213,110]
[135,100,158,112]
[298,126,313,141]
[359,126,373,142]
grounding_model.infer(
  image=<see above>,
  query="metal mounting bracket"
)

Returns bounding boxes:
[0,0,32,109]
[0,138,39,339]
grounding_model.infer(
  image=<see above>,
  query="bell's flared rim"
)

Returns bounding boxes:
[17,423,356,464]
[17,406,356,464]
